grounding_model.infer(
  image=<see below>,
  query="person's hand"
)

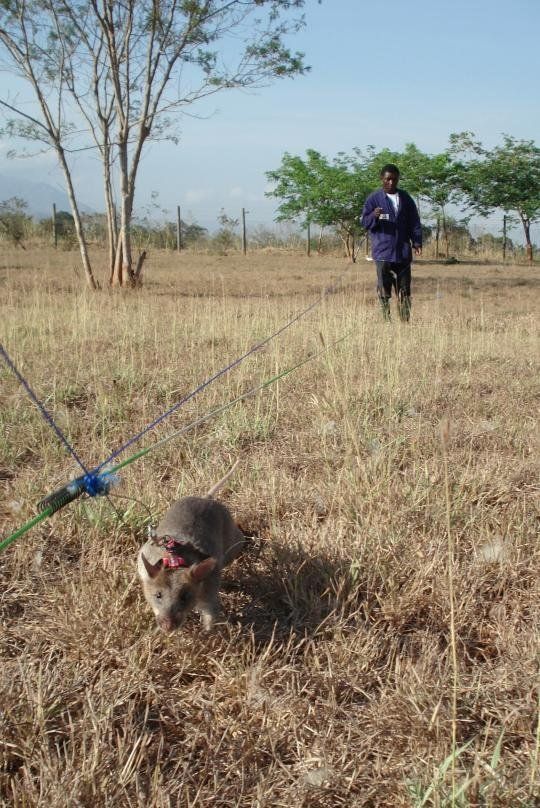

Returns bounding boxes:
[373,207,383,218]
[413,246,422,256]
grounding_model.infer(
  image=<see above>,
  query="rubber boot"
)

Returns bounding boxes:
[379,296,391,321]
[398,294,411,322]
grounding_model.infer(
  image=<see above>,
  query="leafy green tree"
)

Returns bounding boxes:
[214,209,239,251]
[0,196,31,248]
[411,151,465,258]
[450,132,540,262]
[360,143,465,258]
[182,222,208,246]
[266,149,372,261]
[157,220,208,249]
[55,211,75,237]
[359,142,431,198]
[80,213,108,244]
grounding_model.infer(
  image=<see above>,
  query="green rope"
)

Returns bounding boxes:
[0,332,351,554]
[0,507,55,553]
[108,339,347,474]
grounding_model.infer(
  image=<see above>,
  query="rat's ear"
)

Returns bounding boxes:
[140,552,163,579]
[189,557,217,583]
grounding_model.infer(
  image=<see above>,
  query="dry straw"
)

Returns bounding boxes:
[1,247,539,805]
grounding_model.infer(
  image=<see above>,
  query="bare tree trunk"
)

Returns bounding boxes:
[133,249,147,285]
[442,207,449,258]
[521,215,533,264]
[341,232,356,263]
[110,121,147,286]
[118,227,132,285]
[111,239,123,287]
[106,201,117,284]
[120,200,134,285]
[103,146,118,282]
[317,226,324,254]
[435,215,440,259]
[57,146,98,290]
[110,139,135,287]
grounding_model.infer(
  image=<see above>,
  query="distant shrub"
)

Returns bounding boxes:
[0,197,32,248]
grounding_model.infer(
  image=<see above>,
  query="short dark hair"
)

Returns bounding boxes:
[380,163,400,177]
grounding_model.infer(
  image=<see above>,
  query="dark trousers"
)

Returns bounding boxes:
[375,260,412,321]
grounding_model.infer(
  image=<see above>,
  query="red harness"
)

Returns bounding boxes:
[160,537,190,569]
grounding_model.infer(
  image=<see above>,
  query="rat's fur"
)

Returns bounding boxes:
[137,465,245,632]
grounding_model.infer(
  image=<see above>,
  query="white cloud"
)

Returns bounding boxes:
[228,187,267,204]
[184,188,214,203]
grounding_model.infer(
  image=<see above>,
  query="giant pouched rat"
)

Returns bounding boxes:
[137,462,245,632]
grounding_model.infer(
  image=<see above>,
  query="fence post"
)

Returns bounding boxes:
[52,203,58,248]
[241,208,247,255]
[177,205,182,252]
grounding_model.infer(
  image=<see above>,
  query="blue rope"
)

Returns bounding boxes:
[94,271,351,473]
[0,343,90,475]
[3,267,352,482]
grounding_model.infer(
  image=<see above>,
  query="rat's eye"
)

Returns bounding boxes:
[155,592,162,600]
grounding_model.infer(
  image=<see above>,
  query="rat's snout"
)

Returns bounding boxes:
[157,614,176,632]
[156,611,186,633]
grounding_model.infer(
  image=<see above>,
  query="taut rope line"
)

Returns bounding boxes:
[1,277,354,553]
[94,272,352,473]
[0,344,89,475]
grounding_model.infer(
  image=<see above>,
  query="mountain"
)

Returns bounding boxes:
[0,173,93,219]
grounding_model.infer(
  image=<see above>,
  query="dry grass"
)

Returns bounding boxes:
[1,247,539,806]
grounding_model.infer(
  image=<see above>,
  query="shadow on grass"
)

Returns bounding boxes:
[221,531,356,646]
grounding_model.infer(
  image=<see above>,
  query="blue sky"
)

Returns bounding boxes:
[1,0,539,238]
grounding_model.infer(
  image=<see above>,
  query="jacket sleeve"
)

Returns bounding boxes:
[361,195,380,232]
[410,197,422,247]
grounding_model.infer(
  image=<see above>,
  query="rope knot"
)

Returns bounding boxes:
[82,472,118,498]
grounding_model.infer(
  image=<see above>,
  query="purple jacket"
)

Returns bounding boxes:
[361,188,422,263]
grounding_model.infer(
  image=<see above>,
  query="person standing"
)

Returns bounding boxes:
[361,164,422,321]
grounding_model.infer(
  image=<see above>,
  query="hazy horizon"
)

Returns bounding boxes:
[1,0,539,243]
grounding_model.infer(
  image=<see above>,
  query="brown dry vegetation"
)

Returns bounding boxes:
[0,247,539,807]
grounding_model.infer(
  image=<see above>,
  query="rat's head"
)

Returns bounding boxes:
[138,552,217,632]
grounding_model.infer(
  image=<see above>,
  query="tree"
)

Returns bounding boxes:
[0,4,100,286]
[450,132,540,263]
[214,209,239,251]
[360,143,466,258]
[420,152,464,259]
[397,148,466,259]
[0,196,31,247]
[266,149,372,261]
[182,221,208,246]
[0,1,311,288]
[268,144,466,262]
[359,142,431,199]
[146,219,207,249]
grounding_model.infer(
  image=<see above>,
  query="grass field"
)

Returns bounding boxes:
[1,247,539,806]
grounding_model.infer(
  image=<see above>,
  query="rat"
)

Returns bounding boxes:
[137,462,245,632]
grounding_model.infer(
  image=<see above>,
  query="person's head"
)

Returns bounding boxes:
[380,164,400,193]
